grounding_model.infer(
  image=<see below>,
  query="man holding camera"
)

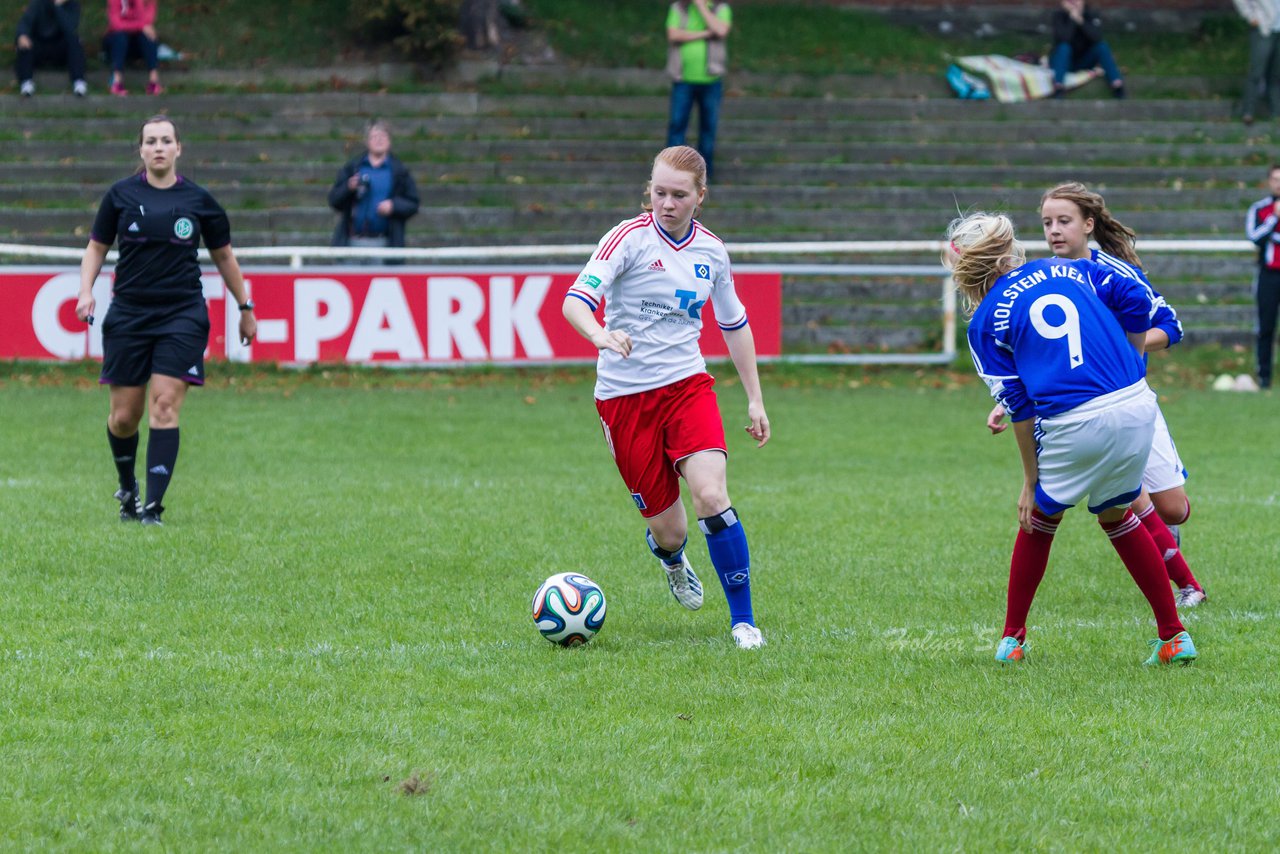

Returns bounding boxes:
[328,120,420,265]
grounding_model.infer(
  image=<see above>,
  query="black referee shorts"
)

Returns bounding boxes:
[100,299,211,387]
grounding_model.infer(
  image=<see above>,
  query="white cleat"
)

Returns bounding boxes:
[663,553,703,610]
[731,622,765,650]
[1175,585,1206,608]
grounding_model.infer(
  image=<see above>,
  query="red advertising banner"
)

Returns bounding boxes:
[0,268,782,365]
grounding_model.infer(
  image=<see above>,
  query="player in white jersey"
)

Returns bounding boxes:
[985,182,1205,607]
[562,146,770,650]
[946,211,1196,666]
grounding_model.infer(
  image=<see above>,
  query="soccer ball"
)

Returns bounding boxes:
[532,572,606,647]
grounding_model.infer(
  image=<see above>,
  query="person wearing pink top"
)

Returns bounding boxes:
[105,0,161,96]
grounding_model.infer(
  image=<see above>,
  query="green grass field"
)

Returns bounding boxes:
[2,358,1278,850]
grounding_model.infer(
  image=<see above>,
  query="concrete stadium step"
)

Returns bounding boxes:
[1,182,1259,215]
[4,136,1267,169]
[8,114,1254,147]
[0,91,487,119]
[0,90,1239,123]
[3,160,1267,192]
[1146,256,1257,280]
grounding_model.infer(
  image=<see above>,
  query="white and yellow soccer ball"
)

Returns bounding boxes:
[532,572,606,647]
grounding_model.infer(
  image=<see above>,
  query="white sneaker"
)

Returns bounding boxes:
[19,80,35,97]
[662,553,703,610]
[731,622,765,650]
[1175,586,1206,608]
[72,80,88,97]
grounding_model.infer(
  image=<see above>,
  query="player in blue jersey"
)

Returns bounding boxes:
[76,115,256,527]
[945,211,1196,665]
[986,182,1206,607]
[563,145,770,650]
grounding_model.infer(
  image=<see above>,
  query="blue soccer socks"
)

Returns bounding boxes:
[698,506,754,627]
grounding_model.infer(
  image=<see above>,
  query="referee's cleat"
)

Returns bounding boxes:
[1175,585,1207,608]
[19,80,35,97]
[1144,630,1197,666]
[662,553,703,610]
[114,486,143,522]
[140,501,165,527]
[995,636,1025,663]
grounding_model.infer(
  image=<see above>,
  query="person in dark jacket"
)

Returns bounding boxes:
[1050,0,1125,99]
[14,0,86,96]
[1246,164,1280,388]
[327,121,420,265]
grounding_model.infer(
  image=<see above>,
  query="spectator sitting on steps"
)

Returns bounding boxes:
[14,0,87,97]
[105,0,163,96]
[1050,0,1125,99]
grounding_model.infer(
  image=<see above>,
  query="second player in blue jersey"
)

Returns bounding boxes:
[946,211,1196,666]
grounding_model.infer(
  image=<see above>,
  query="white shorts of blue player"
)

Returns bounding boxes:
[1032,380,1157,516]
[1142,406,1187,495]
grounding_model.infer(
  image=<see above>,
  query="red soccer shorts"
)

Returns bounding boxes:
[595,372,727,518]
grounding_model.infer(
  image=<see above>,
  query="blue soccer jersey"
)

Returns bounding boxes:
[1091,249,1182,347]
[967,257,1153,421]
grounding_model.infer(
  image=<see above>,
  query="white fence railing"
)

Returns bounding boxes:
[1,239,1257,268]
[1,239,1258,366]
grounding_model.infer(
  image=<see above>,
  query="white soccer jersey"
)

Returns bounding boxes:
[568,213,748,399]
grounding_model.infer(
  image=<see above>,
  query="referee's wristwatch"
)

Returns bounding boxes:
[238,301,255,311]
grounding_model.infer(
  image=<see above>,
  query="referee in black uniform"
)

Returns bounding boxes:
[76,115,256,526]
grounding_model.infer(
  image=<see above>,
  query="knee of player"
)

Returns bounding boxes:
[1152,491,1190,526]
[647,517,688,552]
[107,410,142,434]
[148,397,181,425]
[689,483,730,517]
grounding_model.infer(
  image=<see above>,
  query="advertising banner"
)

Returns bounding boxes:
[0,268,783,365]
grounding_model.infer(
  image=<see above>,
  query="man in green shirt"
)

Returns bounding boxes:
[666,0,732,182]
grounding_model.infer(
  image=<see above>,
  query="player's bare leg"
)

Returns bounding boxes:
[646,500,703,611]
[682,451,762,648]
[1133,488,1203,605]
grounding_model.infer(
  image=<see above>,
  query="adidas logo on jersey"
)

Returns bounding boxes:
[128,222,140,232]
[647,259,666,272]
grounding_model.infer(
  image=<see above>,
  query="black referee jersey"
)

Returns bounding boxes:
[91,173,232,306]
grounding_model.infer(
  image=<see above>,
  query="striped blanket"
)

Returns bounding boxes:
[953,55,1100,103]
